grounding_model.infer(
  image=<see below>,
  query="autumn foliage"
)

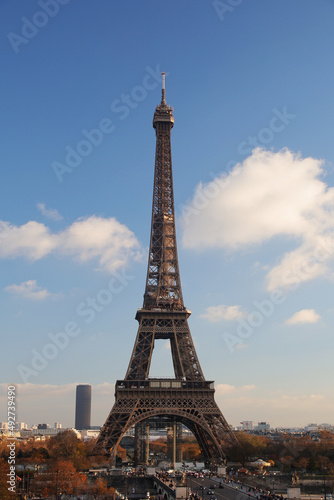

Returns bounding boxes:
[150,437,201,460]
[0,431,112,499]
[228,431,334,473]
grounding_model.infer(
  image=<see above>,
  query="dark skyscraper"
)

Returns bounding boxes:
[75,384,91,430]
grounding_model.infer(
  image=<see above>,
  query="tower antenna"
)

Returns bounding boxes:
[161,72,166,104]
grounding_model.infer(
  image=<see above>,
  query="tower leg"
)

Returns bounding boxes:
[167,418,182,465]
[145,420,150,465]
[167,421,173,464]
[134,423,140,466]
[134,421,147,465]
[176,420,182,463]
[173,419,177,465]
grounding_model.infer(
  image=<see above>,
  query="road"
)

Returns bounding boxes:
[187,476,254,500]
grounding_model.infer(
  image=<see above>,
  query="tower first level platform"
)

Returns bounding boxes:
[98,378,234,462]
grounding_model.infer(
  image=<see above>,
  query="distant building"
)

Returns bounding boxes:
[257,422,270,431]
[75,384,91,430]
[33,428,61,437]
[318,423,333,432]
[80,428,100,440]
[37,423,50,430]
[0,422,8,430]
[16,422,28,430]
[20,429,33,438]
[54,422,62,429]
[241,421,253,431]
[305,423,318,432]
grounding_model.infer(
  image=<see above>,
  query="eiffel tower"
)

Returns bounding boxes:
[97,74,237,463]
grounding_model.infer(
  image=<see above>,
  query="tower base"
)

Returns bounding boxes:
[97,379,237,463]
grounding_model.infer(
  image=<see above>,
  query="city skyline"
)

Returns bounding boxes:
[1,1,334,429]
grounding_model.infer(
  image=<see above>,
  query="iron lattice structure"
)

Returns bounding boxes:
[97,75,237,462]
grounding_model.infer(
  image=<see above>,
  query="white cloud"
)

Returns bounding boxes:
[93,382,115,396]
[0,216,142,273]
[37,203,63,221]
[180,148,334,291]
[216,384,256,395]
[285,308,321,325]
[200,304,245,322]
[5,280,57,300]
[0,220,57,260]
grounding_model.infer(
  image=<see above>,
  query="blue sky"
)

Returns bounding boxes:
[1,0,334,430]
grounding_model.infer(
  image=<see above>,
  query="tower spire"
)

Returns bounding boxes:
[161,72,166,104]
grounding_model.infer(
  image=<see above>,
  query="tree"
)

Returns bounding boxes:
[292,457,309,470]
[84,437,110,469]
[92,476,108,497]
[33,460,87,498]
[181,439,201,460]
[47,429,87,469]
[229,432,269,466]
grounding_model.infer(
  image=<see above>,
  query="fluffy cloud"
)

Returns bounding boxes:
[200,304,245,322]
[216,384,256,395]
[180,148,334,291]
[285,308,321,325]
[37,203,63,221]
[0,220,57,260]
[5,280,57,300]
[0,216,141,273]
